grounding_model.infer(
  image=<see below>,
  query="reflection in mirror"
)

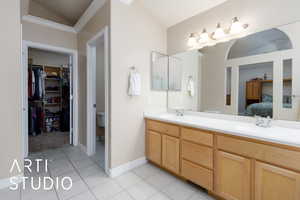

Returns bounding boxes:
[168,56,182,91]
[283,59,293,109]
[168,50,201,111]
[226,67,232,106]
[151,52,168,91]
[228,28,293,59]
[167,22,300,121]
[239,62,273,118]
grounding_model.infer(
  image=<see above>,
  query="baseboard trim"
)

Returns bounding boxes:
[108,157,147,178]
[0,174,23,190]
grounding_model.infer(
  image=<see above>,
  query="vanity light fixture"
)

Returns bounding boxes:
[212,23,226,40]
[198,29,210,43]
[230,17,249,34]
[187,17,249,48]
[188,33,199,47]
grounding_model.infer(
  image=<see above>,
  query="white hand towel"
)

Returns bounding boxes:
[128,72,141,96]
[187,78,195,97]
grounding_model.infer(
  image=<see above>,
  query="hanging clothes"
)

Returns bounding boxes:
[28,68,32,98]
[32,67,45,100]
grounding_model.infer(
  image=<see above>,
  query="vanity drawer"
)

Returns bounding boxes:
[147,120,180,137]
[181,127,213,147]
[217,135,300,171]
[181,159,213,191]
[182,140,213,169]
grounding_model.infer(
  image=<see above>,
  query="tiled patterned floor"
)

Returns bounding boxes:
[0,145,215,200]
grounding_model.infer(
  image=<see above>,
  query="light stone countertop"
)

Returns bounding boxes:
[144,112,300,148]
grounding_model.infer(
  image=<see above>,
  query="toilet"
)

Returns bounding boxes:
[96,112,105,127]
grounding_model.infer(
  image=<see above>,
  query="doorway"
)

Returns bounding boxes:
[86,27,109,173]
[22,41,79,157]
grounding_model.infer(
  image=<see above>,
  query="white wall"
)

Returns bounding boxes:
[0,1,22,180]
[28,48,69,66]
[77,0,110,147]
[110,0,167,168]
[168,50,201,111]
[96,41,105,113]
[200,41,236,114]
[22,21,77,50]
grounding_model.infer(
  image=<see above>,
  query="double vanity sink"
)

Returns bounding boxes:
[144,112,300,200]
[145,112,300,148]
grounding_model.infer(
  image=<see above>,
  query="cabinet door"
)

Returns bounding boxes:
[255,162,300,200]
[216,151,251,200]
[252,81,261,99]
[246,82,253,99]
[147,131,162,165]
[162,135,180,174]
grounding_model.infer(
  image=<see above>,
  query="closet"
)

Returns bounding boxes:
[27,48,71,152]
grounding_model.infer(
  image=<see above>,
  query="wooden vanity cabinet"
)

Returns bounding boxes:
[216,151,251,200]
[162,135,180,174]
[146,120,180,175]
[255,161,300,200]
[145,119,300,200]
[147,131,162,165]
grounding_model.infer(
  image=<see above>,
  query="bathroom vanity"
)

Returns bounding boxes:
[145,113,300,200]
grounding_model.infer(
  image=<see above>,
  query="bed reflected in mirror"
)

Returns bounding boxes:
[238,62,273,118]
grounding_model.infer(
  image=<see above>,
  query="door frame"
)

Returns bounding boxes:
[21,40,79,158]
[86,26,110,173]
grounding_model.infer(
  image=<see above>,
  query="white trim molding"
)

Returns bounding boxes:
[108,158,148,178]
[22,15,77,33]
[22,40,79,158]
[74,0,107,32]
[86,26,110,174]
[0,174,23,190]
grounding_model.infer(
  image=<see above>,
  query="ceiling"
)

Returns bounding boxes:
[140,0,228,27]
[30,0,94,26]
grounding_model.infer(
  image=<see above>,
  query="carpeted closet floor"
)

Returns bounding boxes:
[29,132,70,153]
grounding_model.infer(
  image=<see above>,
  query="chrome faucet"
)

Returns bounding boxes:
[255,116,272,128]
[175,109,185,116]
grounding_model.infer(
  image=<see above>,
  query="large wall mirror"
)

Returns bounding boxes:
[151,51,168,91]
[167,22,300,121]
[151,51,183,92]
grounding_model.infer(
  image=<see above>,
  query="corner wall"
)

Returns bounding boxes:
[77,0,110,148]
[0,1,22,180]
[110,0,167,168]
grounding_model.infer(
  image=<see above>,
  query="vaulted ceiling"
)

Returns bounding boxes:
[25,0,228,28]
[140,0,228,27]
[28,0,94,26]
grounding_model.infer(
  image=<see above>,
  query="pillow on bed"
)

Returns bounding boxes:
[262,94,273,102]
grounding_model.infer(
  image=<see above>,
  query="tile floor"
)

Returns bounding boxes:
[0,145,215,200]
[93,140,105,169]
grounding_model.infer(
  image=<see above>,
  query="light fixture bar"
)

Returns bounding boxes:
[187,17,249,49]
